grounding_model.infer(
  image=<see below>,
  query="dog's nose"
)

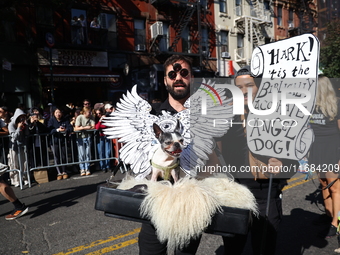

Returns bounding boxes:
[174,142,180,148]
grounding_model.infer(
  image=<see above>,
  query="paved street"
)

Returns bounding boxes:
[0,170,339,255]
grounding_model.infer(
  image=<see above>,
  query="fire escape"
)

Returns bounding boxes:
[299,0,317,34]
[234,0,272,65]
[150,0,211,71]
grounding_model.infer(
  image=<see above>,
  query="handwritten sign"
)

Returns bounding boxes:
[247,34,320,160]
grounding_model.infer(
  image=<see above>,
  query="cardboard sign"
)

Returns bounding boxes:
[247,34,320,160]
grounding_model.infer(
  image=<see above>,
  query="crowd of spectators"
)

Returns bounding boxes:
[0,100,117,187]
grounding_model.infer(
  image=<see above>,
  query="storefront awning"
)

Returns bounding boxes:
[40,66,122,84]
[44,73,120,83]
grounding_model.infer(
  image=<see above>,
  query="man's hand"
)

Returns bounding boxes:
[267,158,283,175]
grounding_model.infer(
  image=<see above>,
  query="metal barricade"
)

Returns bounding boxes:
[1,130,121,189]
[0,135,24,189]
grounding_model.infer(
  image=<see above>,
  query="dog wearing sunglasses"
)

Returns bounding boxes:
[150,122,184,182]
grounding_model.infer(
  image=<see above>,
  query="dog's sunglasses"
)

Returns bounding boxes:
[167,63,190,80]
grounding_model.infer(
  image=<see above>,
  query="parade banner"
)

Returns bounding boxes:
[247,34,320,160]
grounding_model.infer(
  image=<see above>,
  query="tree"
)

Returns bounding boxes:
[320,19,340,78]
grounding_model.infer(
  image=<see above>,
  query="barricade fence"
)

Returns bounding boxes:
[0,130,121,189]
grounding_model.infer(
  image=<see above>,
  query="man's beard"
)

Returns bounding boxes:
[166,81,190,100]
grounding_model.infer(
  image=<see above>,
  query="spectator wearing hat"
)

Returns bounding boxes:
[104,104,114,116]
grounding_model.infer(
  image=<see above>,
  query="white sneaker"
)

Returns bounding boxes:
[24,180,29,186]
[80,170,86,176]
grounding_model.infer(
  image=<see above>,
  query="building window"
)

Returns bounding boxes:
[98,13,116,31]
[202,27,209,56]
[264,0,270,11]
[134,19,146,51]
[159,23,169,51]
[221,31,229,53]
[235,0,242,16]
[288,8,294,27]
[237,33,244,58]
[0,8,16,42]
[277,5,283,26]
[182,26,190,53]
[219,0,227,13]
[36,6,53,25]
[201,0,207,9]
[71,9,87,45]
[86,13,117,49]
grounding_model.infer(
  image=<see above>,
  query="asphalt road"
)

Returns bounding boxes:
[0,170,339,255]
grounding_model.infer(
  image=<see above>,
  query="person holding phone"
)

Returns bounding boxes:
[48,107,73,180]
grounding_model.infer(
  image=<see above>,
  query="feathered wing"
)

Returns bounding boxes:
[178,79,234,176]
[103,85,159,178]
[103,80,234,179]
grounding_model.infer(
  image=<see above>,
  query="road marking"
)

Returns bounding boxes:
[85,238,138,255]
[54,173,318,255]
[53,228,140,255]
[283,175,318,191]
[287,174,307,183]
[72,175,98,180]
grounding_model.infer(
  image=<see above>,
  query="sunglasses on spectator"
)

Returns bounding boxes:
[167,63,190,80]
[84,103,90,105]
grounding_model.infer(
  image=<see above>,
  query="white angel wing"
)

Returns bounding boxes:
[177,79,234,174]
[103,85,159,178]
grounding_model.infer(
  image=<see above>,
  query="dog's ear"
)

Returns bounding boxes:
[153,123,163,138]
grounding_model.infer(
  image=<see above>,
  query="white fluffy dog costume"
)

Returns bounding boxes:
[117,174,258,253]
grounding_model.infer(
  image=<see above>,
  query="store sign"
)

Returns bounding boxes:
[45,75,120,83]
[38,48,107,67]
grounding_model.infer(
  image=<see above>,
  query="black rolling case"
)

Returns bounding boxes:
[95,183,252,236]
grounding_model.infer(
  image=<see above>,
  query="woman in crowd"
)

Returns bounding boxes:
[27,110,48,169]
[94,107,111,172]
[8,108,29,187]
[48,107,73,180]
[309,75,340,238]
[0,106,11,126]
[74,107,95,176]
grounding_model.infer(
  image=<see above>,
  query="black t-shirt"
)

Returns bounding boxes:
[151,98,178,116]
[309,100,340,136]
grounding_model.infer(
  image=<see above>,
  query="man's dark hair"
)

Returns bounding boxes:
[235,65,261,88]
[163,55,193,73]
[235,66,252,79]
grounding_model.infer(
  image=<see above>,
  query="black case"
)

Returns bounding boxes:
[95,183,252,236]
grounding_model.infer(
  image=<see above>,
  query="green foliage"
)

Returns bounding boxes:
[320,19,340,78]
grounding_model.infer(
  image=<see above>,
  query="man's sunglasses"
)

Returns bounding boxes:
[167,63,189,80]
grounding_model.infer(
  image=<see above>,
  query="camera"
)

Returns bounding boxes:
[105,112,111,117]
[19,116,26,123]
